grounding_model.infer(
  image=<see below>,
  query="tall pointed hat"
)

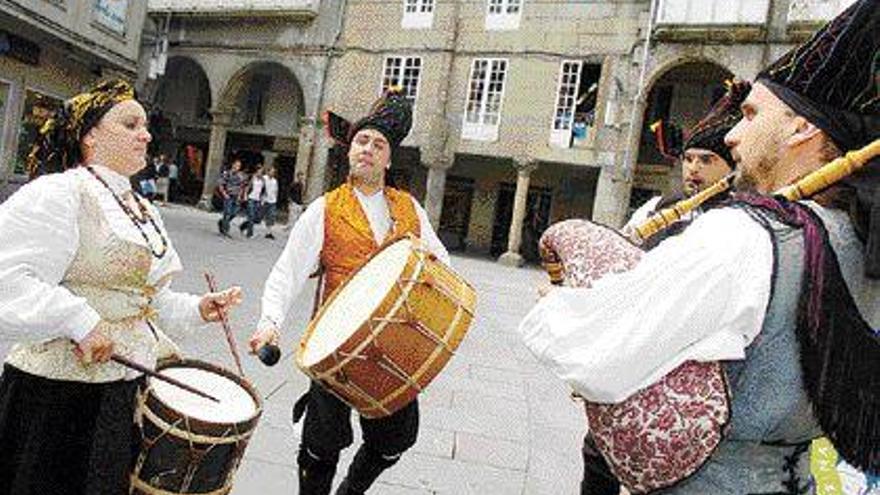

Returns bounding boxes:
[758,0,879,152]
[323,87,413,149]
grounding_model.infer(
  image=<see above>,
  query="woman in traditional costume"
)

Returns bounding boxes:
[0,79,242,495]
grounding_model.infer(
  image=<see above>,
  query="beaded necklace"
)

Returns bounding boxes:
[85,165,168,259]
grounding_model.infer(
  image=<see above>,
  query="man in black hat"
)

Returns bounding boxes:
[249,89,449,495]
[521,1,879,493]
[622,80,749,240]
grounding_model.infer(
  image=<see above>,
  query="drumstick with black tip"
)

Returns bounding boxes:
[204,272,245,377]
[257,343,281,366]
[110,354,220,403]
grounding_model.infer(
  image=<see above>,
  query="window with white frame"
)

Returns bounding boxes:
[787,0,857,24]
[550,61,602,149]
[462,58,508,142]
[656,0,769,25]
[381,56,422,106]
[486,0,522,30]
[402,0,434,29]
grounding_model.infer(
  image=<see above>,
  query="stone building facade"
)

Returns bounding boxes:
[140,0,343,208]
[140,0,854,263]
[0,0,148,188]
[319,1,648,265]
[628,0,857,207]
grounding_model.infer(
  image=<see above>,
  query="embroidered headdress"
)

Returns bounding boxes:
[26,79,136,178]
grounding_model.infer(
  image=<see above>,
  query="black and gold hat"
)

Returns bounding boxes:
[27,78,136,178]
[649,80,750,168]
[757,0,879,152]
[323,87,413,149]
[683,79,751,168]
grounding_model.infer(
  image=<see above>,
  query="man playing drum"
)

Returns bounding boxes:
[249,88,450,495]
[520,0,879,492]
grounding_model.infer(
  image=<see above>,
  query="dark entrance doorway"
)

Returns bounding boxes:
[491,183,552,261]
[439,176,475,252]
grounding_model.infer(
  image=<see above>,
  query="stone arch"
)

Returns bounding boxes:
[153,56,213,125]
[216,60,306,136]
[636,58,734,167]
[204,61,307,209]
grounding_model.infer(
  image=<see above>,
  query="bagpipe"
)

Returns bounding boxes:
[537,138,880,493]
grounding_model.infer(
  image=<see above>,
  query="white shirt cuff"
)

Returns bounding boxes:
[67,307,102,343]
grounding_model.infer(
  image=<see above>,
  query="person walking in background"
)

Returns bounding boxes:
[155,154,170,205]
[240,165,265,239]
[216,158,246,236]
[138,158,157,202]
[262,165,279,240]
[167,158,179,203]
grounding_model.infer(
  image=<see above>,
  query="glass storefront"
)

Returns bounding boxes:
[14,89,63,175]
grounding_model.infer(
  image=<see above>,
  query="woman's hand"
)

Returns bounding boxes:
[75,321,114,364]
[198,286,243,323]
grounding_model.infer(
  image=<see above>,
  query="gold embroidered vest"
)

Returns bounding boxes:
[320,183,421,300]
[5,180,180,382]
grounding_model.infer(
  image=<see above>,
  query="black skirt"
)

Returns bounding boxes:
[0,364,143,495]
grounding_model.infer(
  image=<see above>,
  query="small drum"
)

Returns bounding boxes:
[131,359,262,494]
[297,236,476,418]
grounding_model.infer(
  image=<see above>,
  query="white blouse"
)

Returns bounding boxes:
[247,175,264,202]
[518,207,775,403]
[263,176,278,204]
[0,165,204,373]
[258,186,451,333]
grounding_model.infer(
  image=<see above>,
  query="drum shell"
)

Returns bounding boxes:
[131,359,262,495]
[297,239,476,418]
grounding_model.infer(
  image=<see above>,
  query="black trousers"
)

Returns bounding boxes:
[0,364,142,495]
[299,381,419,459]
[581,434,621,495]
[296,381,419,494]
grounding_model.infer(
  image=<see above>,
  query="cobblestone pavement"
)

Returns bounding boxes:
[0,203,586,495]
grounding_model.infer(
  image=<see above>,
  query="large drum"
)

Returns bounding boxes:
[297,236,476,418]
[131,359,262,494]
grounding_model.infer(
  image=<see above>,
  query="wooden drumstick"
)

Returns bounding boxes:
[111,354,220,403]
[204,272,245,377]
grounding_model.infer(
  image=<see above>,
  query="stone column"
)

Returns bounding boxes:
[591,152,632,229]
[0,81,24,187]
[499,161,537,267]
[295,117,316,179]
[198,109,234,209]
[423,155,453,229]
[306,128,331,203]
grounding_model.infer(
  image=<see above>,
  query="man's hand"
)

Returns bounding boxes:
[249,325,280,354]
[75,321,114,364]
[199,286,243,323]
[537,282,553,300]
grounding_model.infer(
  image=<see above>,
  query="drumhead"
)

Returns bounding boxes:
[301,238,413,367]
[151,367,258,424]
